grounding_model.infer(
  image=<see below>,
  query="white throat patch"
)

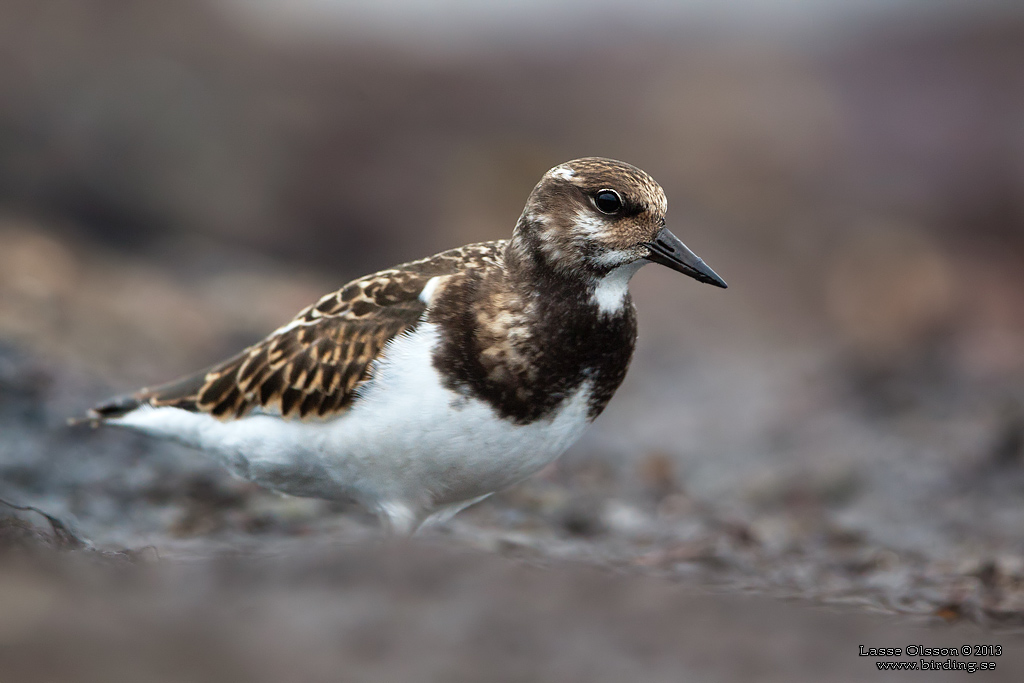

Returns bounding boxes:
[592,261,644,315]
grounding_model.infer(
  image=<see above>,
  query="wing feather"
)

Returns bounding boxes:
[90,241,505,422]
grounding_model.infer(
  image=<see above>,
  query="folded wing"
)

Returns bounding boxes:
[89,242,505,422]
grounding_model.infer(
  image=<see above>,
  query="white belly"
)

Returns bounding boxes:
[110,323,593,526]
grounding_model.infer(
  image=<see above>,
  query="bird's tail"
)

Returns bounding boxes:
[67,393,143,426]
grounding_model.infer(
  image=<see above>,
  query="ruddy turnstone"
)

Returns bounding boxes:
[85,157,726,533]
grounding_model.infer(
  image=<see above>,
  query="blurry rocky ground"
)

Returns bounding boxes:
[1,0,1024,678]
[1,525,1022,683]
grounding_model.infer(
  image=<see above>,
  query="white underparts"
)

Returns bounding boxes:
[592,261,644,315]
[109,323,595,531]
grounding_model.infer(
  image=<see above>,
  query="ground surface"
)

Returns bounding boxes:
[2,320,1024,680]
[1,526,1021,683]
[2,3,1024,678]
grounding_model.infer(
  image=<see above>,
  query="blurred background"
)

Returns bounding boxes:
[1,0,1024,679]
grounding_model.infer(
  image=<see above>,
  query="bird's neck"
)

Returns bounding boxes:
[504,223,640,317]
[505,219,589,300]
[427,228,639,425]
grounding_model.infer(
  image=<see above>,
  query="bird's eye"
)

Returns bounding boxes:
[594,189,622,215]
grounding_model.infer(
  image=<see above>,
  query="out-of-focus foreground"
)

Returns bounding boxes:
[1,1,1023,679]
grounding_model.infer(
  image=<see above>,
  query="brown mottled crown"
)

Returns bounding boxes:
[513,157,668,274]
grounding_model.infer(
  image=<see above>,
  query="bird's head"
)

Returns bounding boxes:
[513,157,726,289]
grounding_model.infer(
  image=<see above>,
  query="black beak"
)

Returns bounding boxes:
[643,227,727,288]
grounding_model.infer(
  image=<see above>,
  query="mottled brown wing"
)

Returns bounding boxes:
[89,241,506,422]
[147,269,433,420]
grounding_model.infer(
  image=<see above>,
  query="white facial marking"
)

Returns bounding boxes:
[573,210,605,236]
[523,210,552,228]
[550,166,575,180]
[592,261,644,315]
[590,248,633,268]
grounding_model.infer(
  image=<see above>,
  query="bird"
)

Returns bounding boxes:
[84,157,726,534]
